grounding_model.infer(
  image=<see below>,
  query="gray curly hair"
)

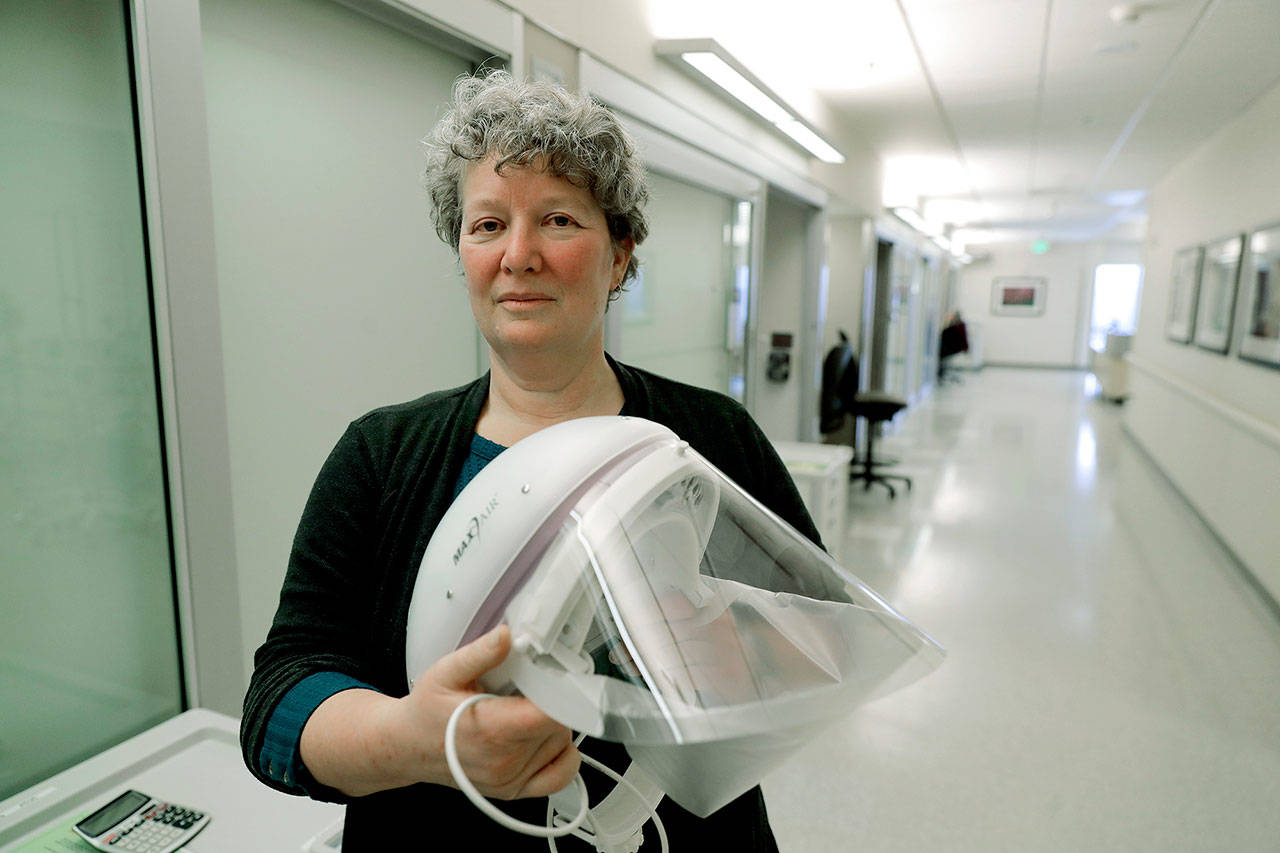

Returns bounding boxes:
[423,70,650,292]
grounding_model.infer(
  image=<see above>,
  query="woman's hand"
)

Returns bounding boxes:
[299,625,579,799]
[400,625,581,799]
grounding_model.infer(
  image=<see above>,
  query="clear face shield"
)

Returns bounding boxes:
[406,416,943,841]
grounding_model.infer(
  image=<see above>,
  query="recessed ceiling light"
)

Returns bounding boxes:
[1109,3,1142,24]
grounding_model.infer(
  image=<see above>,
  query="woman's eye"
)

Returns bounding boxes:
[548,214,573,227]
[476,220,502,233]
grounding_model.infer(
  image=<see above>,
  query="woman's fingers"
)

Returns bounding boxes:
[428,625,511,690]
[515,740,582,800]
[456,695,578,799]
[402,627,580,799]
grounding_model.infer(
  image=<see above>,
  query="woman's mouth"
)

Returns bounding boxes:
[499,293,554,308]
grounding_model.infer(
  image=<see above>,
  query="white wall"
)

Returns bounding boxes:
[1125,77,1280,603]
[754,190,814,441]
[825,215,872,353]
[956,244,1088,367]
[201,0,480,684]
[957,241,1141,368]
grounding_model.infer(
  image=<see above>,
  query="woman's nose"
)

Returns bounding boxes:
[501,223,542,274]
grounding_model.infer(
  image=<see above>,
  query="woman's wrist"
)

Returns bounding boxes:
[368,687,456,790]
[301,688,441,797]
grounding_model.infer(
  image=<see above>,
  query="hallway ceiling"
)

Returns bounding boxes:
[646,0,1280,246]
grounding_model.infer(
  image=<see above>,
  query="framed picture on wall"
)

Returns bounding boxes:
[1193,233,1244,354]
[1165,245,1203,343]
[990,276,1046,317]
[1238,223,1280,368]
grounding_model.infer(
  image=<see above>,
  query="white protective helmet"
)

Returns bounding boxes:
[406,416,943,850]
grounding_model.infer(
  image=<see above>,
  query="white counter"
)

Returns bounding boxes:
[0,710,342,852]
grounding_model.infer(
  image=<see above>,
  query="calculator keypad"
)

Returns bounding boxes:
[104,802,207,852]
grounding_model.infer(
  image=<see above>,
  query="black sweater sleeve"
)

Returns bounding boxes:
[240,421,385,799]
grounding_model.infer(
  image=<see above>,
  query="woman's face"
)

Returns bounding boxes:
[458,159,631,362]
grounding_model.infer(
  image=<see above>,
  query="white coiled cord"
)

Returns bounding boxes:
[444,693,590,838]
[445,694,668,852]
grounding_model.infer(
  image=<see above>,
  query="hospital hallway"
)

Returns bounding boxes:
[761,367,1280,852]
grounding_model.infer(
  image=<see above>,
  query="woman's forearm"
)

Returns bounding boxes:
[299,688,443,797]
[297,628,578,801]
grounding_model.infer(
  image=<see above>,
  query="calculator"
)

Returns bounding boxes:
[73,790,210,852]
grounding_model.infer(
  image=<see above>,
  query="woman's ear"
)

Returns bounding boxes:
[611,237,636,289]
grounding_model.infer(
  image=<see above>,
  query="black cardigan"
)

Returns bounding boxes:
[241,357,821,850]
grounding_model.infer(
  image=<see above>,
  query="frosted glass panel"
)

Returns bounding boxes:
[918,258,943,390]
[884,245,920,399]
[0,0,182,798]
[620,172,745,397]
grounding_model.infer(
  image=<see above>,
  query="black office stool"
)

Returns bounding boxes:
[849,392,912,498]
[820,332,913,499]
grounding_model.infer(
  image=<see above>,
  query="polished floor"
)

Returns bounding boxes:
[761,368,1280,852]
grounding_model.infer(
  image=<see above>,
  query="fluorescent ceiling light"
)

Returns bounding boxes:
[883,156,970,209]
[894,207,970,259]
[892,206,928,232]
[656,39,845,164]
[892,206,942,237]
[775,119,845,164]
[681,52,790,124]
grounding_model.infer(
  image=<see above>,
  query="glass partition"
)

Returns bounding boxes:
[0,0,183,798]
[884,244,917,398]
[916,255,943,395]
[620,171,749,399]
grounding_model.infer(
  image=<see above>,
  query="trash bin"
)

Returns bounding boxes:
[1090,332,1132,402]
[772,441,853,560]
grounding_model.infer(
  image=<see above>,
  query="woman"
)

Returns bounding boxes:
[241,70,822,850]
